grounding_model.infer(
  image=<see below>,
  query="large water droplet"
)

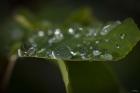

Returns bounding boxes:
[74,34,80,38]
[78,27,83,31]
[77,44,81,47]
[93,50,102,56]
[51,51,56,59]
[26,46,36,56]
[48,37,56,45]
[48,28,64,44]
[100,21,121,36]
[38,30,45,37]
[95,40,100,44]
[53,46,72,59]
[100,25,111,36]
[86,28,97,37]
[90,46,93,50]
[37,48,46,54]
[70,51,77,56]
[100,53,113,60]
[105,39,109,42]
[68,28,75,34]
[80,53,88,60]
[55,28,61,35]
[18,49,22,56]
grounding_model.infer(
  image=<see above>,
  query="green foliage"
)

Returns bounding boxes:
[18,18,140,61]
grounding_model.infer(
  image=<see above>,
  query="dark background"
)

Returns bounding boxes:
[1,0,140,24]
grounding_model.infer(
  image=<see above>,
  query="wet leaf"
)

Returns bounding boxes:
[18,18,140,61]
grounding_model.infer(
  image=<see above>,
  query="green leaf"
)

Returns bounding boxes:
[65,61,120,93]
[18,18,140,61]
[65,7,95,25]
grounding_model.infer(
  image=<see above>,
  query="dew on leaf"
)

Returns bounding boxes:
[100,53,113,60]
[120,33,126,39]
[80,53,87,60]
[100,21,121,36]
[86,28,97,37]
[78,27,83,31]
[77,44,81,47]
[100,25,111,36]
[93,50,102,56]
[116,44,120,49]
[105,39,109,42]
[54,28,61,35]
[38,30,45,37]
[70,51,77,56]
[18,49,22,56]
[89,46,93,50]
[95,40,100,44]
[54,29,63,40]
[48,37,56,45]
[48,29,63,44]
[51,51,56,59]
[27,46,36,56]
[37,48,46,54]
[18,18,140,61]
[68,28,75,34]
[74,34,80,38]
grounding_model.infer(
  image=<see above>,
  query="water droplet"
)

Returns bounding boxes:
[120,33,126,39]
[48,37,56,45]
[93,50,102,56]
[100,25,111,36]
[95,40,100,44]
[100,53,113,60]
[55,29,63,40]
[18,49,22,56]
[78,27,83,31]
[29,38,34,43]
[116,44,120,48]
[80,53,87,60]
[105,39,109,42]
[74,34,80,38]
[51,51,56,59]
[37,48,45,53]
[38,31,45,37]
[86,29,97,37]
[77,44,81,47]
[54,28,61,35]
[90,46,93,49]
[68,28,74,34]
[48,28,63,44]
[25,46,36,56]
[100,21,120,36]
[70,51,77,56]
[116,21,121,24]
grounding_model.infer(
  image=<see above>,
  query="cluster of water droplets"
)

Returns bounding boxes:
[18,20,127,61]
